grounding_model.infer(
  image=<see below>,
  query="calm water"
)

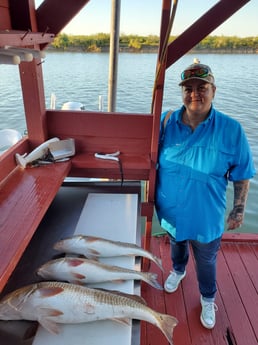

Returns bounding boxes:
[0,52,257,233]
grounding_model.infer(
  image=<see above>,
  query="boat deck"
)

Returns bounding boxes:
[1,183,257,345]
[140,234,258,345]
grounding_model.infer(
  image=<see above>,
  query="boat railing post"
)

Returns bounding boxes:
[108,0,121,112]
[98,95,104,111]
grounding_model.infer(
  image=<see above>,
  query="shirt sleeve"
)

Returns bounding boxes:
[228,124,256,181]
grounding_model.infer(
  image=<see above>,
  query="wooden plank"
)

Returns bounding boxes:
[37,0,90,35]
[46,110,153,180]
[222,232,258,243]
[0,31,54,46]
[226,243,258,340]
[70,136,152,155]
[166,0,250,68]
[0,2,11,30]
[0,0,9,6]
[0,161,71,292]
[19,60,47,146]
[236,243,258,294]
[9,0,34,31]
[0,138,29,183]
[141,237,258,345]
[217,243,257,345]
[46,111,153,154]
[142,237,249,345]
[71,153,151,180]
[210,249,233,345]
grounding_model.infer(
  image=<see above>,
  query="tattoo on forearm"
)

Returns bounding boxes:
[227,180,250,229]
[233,180,250,211]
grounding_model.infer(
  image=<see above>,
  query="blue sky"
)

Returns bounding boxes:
[36,0,258,37]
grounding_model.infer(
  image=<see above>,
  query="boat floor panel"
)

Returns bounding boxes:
[0,182,142,345]
[141,235,258,345]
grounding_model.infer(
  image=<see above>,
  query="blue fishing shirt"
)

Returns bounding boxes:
[155,105,256,243]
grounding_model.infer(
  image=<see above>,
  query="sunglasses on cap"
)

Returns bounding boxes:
[181,67,212,81]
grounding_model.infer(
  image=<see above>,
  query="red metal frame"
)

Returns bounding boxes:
[0,0,253,256]
[166,0,251,68]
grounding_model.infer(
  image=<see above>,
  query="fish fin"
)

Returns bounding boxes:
[156,313,178,345]
[144,273,163,290]
[153,256,164,271]
[39,307,64,318]
[81,237,101,258]
[126,294,147,306]
[15,153,27,168]
[84,236,99,243]
[38,308,64,334]
[66,258,84,267]
[70,272,86,285]
[97,288,147,305]
[111,318,131,326]
[111,279,126,284]
[87,249,101,259]
[65,256,84,267]
[38,286,64,298]
[39,317,60,334]
[72,272,86,280]
[85,255,99,261]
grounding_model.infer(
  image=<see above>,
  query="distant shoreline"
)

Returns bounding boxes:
[50,34,258,54]
[47,46,258,54]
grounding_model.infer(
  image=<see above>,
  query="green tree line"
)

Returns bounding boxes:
[51,33,258,53]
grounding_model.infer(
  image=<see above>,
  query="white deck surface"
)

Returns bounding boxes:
[33,193,139,345]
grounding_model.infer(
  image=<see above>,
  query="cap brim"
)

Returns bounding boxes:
[179,76,214,86]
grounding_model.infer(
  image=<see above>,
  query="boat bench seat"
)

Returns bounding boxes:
[46,110,156,257]
[71,152,152,180]
[0,141,71,292]
[46,110,154,181]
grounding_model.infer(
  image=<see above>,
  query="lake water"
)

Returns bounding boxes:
[0,52,257,234]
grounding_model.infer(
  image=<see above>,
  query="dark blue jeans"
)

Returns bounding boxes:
[168,234,221,300]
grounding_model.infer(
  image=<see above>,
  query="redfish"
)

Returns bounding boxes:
[0,282,177,344]
[53,235,163,271]
[37,257,163,289]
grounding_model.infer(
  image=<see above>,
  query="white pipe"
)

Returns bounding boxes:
[0,54,20,64]
[98,95,104,111]
[50,93,57,109]
[0,49,33,62]
[0,47,46,63]
[4,47,46,59]
[108,0,121,112]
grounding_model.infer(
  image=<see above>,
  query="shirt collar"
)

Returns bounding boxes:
[177,104,214,125]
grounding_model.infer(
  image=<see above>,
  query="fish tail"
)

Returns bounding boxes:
[143,273,163,290]
[153,256,164,271]
[15,153,27,168]
[156,312,178,345]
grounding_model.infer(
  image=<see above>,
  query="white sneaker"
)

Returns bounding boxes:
[164,271,186,293]
[200,296,218,329]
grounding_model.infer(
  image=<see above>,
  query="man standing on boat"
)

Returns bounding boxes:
[155,61,256,329]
